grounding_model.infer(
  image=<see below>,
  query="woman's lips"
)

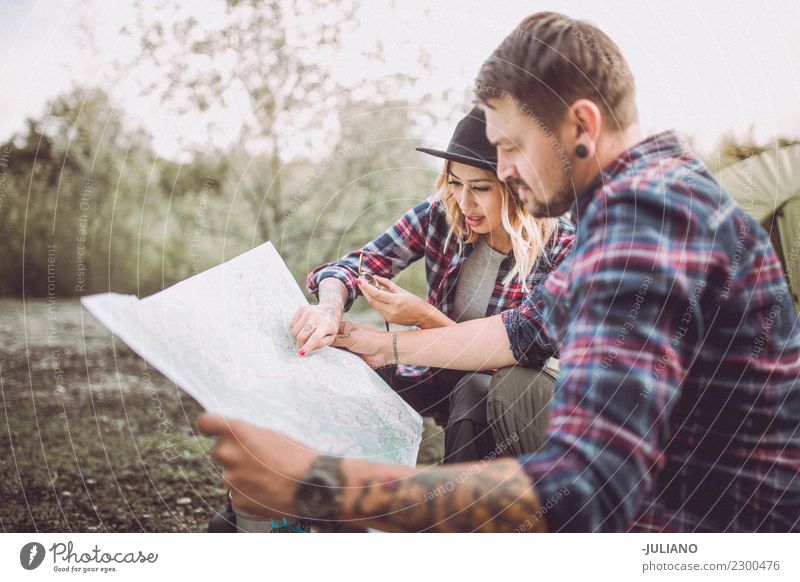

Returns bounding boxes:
[464,214,485,227]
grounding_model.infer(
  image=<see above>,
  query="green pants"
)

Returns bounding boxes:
[486,365,558,456]
[381,364,557,461]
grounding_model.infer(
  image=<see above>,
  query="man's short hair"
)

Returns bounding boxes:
[475,12,637,131]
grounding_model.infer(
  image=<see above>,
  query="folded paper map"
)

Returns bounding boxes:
[81,242,422,466]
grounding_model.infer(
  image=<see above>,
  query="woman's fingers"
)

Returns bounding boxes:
[290,307,303,329]
[295,320,318,349]
[373,275,400,292]
[359,278,392,303]
[291,306,337,349]
[332,322,372,353]
[290,317,307,341]
[300,327,335,355]
[290,307,314,341]
[358,279,384,304]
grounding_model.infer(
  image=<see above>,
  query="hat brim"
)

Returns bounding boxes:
[415,147,497,173]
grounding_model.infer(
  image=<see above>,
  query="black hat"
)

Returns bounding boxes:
[416,106,497,173]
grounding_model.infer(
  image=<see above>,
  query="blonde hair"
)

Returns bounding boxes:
[437,160,560,292]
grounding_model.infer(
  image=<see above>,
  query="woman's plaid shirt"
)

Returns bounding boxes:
[307,197,575,376]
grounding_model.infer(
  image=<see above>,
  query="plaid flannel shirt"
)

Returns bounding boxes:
[507,130,800,532]
[307,196,575,376]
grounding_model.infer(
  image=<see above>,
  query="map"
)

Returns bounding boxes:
[81,242,422,466]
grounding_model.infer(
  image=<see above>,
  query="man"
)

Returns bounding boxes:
[199,12,800,532]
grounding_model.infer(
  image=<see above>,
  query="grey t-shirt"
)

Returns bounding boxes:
[452,238,508,323]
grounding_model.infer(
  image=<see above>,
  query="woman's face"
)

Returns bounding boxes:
[447,161,506,238]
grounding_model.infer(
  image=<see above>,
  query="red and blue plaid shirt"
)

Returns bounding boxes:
[508,130,800,532]
[307,197,575,376]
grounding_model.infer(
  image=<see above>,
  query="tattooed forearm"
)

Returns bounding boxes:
[341,459,547,532]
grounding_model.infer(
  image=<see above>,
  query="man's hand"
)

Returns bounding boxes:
[357,275,436,327]
[198,414,547,532]
[197,414,317,518]
[332,321,392,368]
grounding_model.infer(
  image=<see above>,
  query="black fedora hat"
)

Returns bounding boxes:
[416,106,497,173]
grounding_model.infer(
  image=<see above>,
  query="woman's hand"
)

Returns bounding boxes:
[358,275,436,327]
[291,303,343,356]
[333,321,392,368]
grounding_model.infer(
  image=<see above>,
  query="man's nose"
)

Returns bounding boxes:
[496,150,515,182]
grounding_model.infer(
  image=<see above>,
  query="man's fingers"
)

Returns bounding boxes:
[211,441,243,465]
[229,490,277,519]
[197,413,245,439]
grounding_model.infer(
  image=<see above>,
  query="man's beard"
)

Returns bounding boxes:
[508,177,575,218]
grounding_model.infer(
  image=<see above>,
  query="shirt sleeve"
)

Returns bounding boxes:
[306,199,432,311]
[547,217,576,267]
[500,219,576,367]
[500,283,560,367]
[519,208,700,531]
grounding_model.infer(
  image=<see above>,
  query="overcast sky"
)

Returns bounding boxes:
[2,0,799,160]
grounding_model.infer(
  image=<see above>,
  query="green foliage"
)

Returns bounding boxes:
[1,0,447,301]
[0,86,433,300]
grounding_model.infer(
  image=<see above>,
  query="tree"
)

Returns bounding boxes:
[121,0,365,244]
[0,87,156,296]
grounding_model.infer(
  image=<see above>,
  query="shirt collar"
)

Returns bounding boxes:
[569,130,690,221]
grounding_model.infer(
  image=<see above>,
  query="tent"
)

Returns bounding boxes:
[715,144,800,314]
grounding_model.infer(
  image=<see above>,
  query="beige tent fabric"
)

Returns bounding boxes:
[715,144,800,312]
[716,143,800,221]
[778,197,800,308]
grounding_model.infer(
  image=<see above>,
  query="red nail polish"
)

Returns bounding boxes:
[356,279,362,285]
[298,350,306,357]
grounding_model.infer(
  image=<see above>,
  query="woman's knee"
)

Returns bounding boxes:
[488,366,556,409]
[486,366,558,455]
[448,372,492,424]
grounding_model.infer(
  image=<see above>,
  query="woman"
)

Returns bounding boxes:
[292,106,574,463]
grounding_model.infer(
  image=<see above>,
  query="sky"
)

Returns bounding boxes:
[1,0,799,161]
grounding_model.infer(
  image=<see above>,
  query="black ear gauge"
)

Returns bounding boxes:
[575,144,589,159]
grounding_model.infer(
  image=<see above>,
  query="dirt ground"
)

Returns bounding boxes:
[0,298,442,532]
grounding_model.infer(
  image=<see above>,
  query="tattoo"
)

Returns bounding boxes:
[294,454,346,522]
[351,459,546,532]
[320,304,339,319]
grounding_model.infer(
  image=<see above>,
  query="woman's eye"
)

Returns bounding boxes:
[473,187,490,192]
[448,180,462,187]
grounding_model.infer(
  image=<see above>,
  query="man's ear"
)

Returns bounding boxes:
[567,99,602,158]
